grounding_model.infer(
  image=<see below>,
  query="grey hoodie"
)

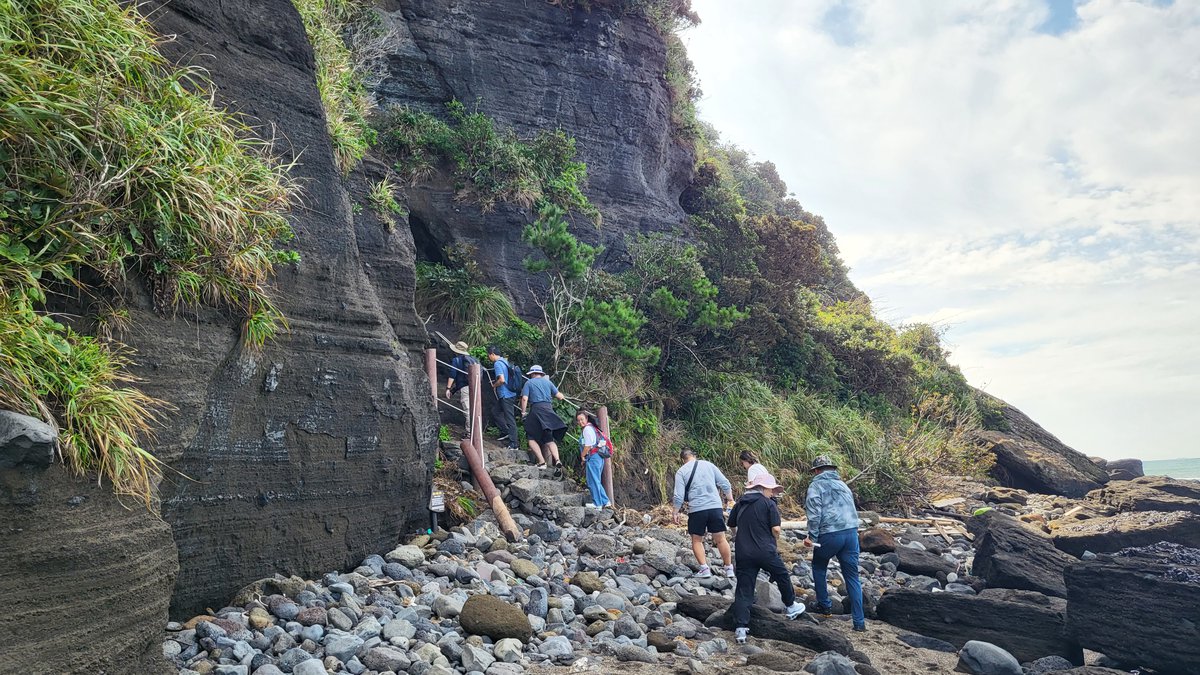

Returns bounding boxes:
[672,459,732,514]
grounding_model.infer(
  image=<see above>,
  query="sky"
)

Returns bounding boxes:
[686,0,1199,461]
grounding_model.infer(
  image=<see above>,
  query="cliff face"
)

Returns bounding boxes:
[375,0,694,309]
[131,0,437,619]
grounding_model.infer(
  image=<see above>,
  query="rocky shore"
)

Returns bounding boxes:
[162,454,1200,675]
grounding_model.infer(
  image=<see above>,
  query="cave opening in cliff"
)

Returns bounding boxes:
[408,211,448,265]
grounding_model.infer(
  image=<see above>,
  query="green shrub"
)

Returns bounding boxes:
[1,0,299,503]
[415,262,517,344]
[292,0,376,173]
[380,101,599,221]
[368,176,406,230]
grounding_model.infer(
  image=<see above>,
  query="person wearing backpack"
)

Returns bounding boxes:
[519,365,567,473]
[444,341,478,438]
[576,410,612,508]
[672,448,736,578]
[486,346,520,451]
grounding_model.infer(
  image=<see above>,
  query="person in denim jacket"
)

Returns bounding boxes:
[803,455,866,631]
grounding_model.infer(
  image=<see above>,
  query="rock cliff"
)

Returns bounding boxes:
[133,0,437,619]
[373,0,694,310]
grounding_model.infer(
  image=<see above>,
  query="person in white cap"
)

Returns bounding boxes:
[519,364,567,473]
[444,341,477,437]
[727,472,807,644]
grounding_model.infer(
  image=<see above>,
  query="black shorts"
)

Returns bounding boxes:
[687,508,727,536]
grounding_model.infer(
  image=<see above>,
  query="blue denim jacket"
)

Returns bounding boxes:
[805,470,859,538]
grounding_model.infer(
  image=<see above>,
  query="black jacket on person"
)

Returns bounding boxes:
[727,490,782,558]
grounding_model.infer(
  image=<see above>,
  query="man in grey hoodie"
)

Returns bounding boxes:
[672,448,735,578]
[803,455,865,631]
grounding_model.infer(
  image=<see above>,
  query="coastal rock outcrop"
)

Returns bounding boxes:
[969,510,1074,597]
[1086,475,1200,515]
[1103,458,1144,481]
[1065,545,1200,674]
[130,0,437,619]
[1051,510,1200,556]
[676,594,855,657]
[975,391,1108,498]
[875,588,1081,664]
[0,414,178,674]
[372,0,693,313]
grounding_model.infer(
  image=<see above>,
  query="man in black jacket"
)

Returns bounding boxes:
[727,473,807,644]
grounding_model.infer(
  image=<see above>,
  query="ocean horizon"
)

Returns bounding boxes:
[1142,457,1200,481]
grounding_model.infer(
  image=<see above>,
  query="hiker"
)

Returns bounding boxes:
[740,451,769,484]
[444,341,477,437]
[486,346,520,451]
[727,473,807,644]
[519,365,567,473]
[576,410,611,508]
[672,448,735,578]
[803,455,866,632]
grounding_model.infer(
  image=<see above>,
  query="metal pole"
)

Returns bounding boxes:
[425,348,438,404]
[598,405,614,508]
[470,362,484,470]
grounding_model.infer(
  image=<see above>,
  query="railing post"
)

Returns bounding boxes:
[469,362,484,470]
[598,405,614,507]
[425,348,438,404]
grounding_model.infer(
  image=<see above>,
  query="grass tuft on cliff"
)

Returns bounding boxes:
[1,0,298,503]
[379,100,601,223]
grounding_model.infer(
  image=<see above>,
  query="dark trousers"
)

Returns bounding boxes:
[493,395,518,447]
[732,552,795,628]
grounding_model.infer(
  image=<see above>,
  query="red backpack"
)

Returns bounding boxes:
[586,424,614,459]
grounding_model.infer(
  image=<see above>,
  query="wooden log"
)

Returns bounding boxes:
[598,406,614,507]
[460,439,520,542]
[425,348,438,402]
[933,521,955,545]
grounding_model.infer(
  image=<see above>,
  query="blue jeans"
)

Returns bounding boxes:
[584,452,609,507]
[812,527,865,627]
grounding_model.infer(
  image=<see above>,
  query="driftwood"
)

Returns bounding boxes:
[460,439,521,542]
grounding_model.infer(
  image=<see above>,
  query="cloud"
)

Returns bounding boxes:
[688,0,1200,460]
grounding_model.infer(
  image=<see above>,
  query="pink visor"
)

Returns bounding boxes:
[746,474,783,492]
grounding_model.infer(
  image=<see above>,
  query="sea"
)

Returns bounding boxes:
[1142,458,1200,481]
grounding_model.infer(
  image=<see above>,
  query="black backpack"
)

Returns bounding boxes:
[501,358,525,394]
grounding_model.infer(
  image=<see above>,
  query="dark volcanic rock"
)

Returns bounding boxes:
[975,391,1108,498]
[875,589,1081,664]
[1104,458,1143,481]
[373,0,693,314]
[886,545,957,577]
[0,411,56,470]
[1086,475,1200,515]
[859,528,896,554]
[1052,510,1200,556]
[1065,548,1200,673]
[0,462,177,674]
[676,594,855,657]
[130,0,437,619]
[969,510,1074,597]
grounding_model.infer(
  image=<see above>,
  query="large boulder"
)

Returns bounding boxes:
[1065,544,1200,673]
[676,594,854,657]
[957,641,1022,675]
[1086,476,1200,515]
[974,391,1108,498]
[459,594,533,642]
[1052,510,1200,556]
[969,510,1074,597]
[0,410,56,470]
[858,528,896,554]
[1103,458,1143,481]
[875,588,1081,664]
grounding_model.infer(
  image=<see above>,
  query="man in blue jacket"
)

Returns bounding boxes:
[803,455,865,631]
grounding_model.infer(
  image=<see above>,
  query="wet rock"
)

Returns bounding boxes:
[875,589,1080,663]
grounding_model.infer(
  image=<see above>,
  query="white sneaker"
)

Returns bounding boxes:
[735,627,749,644]
[585,503,597,509]
[694,565,713,579]
[724,564,736,578]
[786,602,807,619]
